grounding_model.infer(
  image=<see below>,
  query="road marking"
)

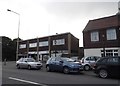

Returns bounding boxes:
[9,77,48,86]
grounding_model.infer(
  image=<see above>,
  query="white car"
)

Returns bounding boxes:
[80,56,100,71]
[16,58,42,70]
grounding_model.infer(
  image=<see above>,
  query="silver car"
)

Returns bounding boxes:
[16,58,42,70]
[81,56,100,71]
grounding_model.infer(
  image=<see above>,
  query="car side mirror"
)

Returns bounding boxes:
[25,61,27,62]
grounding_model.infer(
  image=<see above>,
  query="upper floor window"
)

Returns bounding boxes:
[39,41,48,47]
[19,44,26,49]
[91,31,99,42]
[106,29,117,40]
[29,43,37,48]
[53,39,65,45]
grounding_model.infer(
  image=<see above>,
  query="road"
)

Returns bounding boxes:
[2,61,120,86]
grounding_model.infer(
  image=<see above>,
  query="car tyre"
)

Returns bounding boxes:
[16,64,20,69]
[46,66,51,72]
[84,65,90,71]
[63,67,70,74]
[99,69,108,78]
[28,65,31,70]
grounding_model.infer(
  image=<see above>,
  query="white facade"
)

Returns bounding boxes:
[84,47,120,57]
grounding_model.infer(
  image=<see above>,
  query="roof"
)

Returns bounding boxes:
[83,14,119,32]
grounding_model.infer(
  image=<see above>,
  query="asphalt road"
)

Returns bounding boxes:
[2,61,120,86]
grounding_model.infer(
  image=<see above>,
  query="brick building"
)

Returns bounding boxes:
[83,14,120,57]
[18,32,79,61]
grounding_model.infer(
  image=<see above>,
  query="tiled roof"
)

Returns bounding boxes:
[83,14,119,32]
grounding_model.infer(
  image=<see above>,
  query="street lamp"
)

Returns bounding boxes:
[7,9,20,61]
[102,34,105,57]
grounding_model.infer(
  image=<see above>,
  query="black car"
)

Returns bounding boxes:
[93,56,120,78]
[46,57,83,74]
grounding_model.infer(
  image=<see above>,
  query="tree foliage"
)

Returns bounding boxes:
[2,36,21,61]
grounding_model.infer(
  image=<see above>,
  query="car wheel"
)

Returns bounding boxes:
[46,66,51,72]
[99,69,108,78]
[84,65,90,71]
[63,67,70,74]
[28,65,31,70]
[16,64,20,69]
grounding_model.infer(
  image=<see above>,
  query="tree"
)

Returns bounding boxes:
[2,37,22,61]
[2,36,15,61]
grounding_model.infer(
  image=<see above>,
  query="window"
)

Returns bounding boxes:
[107,58,119,63]
[107,29,117,40]
[91,31,99,42]
[86,57,90,61]
[100,58,107,63]
[19,44,26,49]
[53,39,65,45]
[29,43,37,48]
[39,41,48,47]
[101,49,118,57]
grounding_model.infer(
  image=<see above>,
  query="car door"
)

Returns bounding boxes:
[106,57,119,76]
[22,58,28,68]
[49,58,56,70]
[55,58,63,71]
[90,56,96,65]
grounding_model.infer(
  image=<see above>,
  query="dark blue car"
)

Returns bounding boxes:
[46,57,83,74]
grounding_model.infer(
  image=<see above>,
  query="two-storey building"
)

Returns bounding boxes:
[18,32,79,61]
[83,14,120,57]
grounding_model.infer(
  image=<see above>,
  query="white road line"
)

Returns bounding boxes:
[9,77,48,86]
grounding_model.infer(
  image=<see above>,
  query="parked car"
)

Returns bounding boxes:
[16,58,42,70]
[46,57,83,74]
[93,56,120,78]
[80,56,100,71]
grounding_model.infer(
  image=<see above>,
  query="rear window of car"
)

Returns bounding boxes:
[107,58,119,63]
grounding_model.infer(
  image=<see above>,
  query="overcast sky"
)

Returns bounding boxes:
[0,0,119,47]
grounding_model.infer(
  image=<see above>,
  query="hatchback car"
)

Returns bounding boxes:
[81,56,100,71]
[16,58,42,70]
[46,57,83,74]
[93,56,120,78]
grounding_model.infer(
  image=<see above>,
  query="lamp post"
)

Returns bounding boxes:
[54,39,57,57]
[102,34,105,57]
[7,9,20,61]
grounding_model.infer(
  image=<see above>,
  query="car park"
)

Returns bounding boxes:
[16,58,42,70]
[46,57,83,74]
[93,56,120,78]
[80,56,100,71]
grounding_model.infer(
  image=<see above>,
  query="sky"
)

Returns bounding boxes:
[0,0,119,47]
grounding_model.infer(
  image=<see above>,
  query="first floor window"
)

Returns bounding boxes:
[39,41,48,47]
[91,31,99,42]
[29,43,37,48]
[19,44,26,49]
[53,39,65,45]
[106,29,117,40]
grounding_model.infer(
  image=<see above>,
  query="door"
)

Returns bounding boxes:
[107,57,120,76]
[55,58,63,71]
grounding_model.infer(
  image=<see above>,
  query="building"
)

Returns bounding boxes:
[18,32,79,61]
[83,14,120,57]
